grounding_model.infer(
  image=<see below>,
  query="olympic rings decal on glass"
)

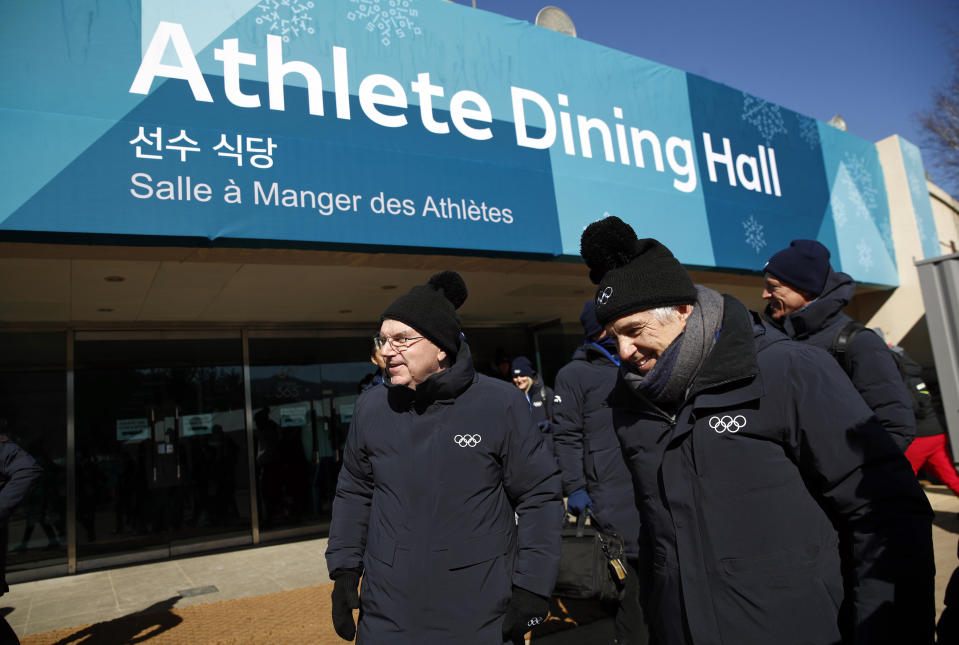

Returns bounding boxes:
[708,415,746,434]
[453,434,482,448]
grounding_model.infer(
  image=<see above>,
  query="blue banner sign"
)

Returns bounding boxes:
[0,0,933,285]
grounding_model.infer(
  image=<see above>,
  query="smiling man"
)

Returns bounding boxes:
[761,239,915,451]
[325,271,562,645]
[580,216,934,645]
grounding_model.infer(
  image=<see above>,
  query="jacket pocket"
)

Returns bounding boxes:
[720,543,822,581]
[445,529,507,570]
[366,532,396,566]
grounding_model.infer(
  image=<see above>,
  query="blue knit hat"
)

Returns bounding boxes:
[764,240,832,296]
[511,356,535,378]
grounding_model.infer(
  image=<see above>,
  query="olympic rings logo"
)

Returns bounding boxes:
[708,415,746,434]
[454,434,482,448]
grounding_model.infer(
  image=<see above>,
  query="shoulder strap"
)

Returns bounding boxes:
[828,320,868,376]
[540,385,554,419]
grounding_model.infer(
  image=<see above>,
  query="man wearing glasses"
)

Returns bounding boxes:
[326,271,563,644]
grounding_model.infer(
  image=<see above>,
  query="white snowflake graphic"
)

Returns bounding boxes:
[742,93,788,145]
[857,239,873,269]
[832,169,870,221]
[842,152,879,212]
[347,0,421,47]
[743,214,766,253]
[797,115,820,149]
[831,199,848,229]
[257,0,316,42]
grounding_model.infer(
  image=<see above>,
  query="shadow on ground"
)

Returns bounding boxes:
[934,509,959,536]
[48,597,182,645]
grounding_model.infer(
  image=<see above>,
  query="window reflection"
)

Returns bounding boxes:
[249,335,372,534]
[75,339,249,560]
[0,333,68,574]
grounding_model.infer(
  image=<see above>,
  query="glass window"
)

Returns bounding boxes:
[0,333,67,573]
[74,337,248,561]
[249,336,371,534]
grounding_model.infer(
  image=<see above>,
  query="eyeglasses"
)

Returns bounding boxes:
[373,335,425,351]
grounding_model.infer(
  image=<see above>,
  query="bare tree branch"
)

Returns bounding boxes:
[917,35,959,194]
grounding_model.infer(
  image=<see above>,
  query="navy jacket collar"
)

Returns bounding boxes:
[387,341,476,412]
[765,268,855,338]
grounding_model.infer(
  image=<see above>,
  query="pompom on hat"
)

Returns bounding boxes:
[381,271,467,355]
[580,216,697,326]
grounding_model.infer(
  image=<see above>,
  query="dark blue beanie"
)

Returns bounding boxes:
[511,356,535,378]
[764,240,831,296]
[579,301,604,339]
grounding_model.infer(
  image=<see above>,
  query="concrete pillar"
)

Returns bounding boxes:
[870,135,928,344]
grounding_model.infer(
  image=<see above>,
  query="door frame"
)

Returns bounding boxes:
[71,329,253,573]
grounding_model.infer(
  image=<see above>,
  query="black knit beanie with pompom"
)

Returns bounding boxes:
[381,271,468,355]
[580,216,697,326]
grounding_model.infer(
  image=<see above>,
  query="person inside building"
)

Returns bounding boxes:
[0,426,44,645]
[325,271,563,644]
[510,356,555,453]
[552,301,647,644]
[761,239,915,451]
[358,343,387,393]
[579,216,935,645]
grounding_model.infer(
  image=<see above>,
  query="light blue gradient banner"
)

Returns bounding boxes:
[0,0,934,285]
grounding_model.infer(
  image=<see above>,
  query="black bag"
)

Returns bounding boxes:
[553,511,627,603]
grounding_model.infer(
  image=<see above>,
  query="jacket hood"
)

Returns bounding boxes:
[572,342,620,367]
[587,341,621,366]
[689,295,762,395]
[386,340,476,411]
[766,268,856,338]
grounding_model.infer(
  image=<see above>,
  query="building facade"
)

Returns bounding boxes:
[0,1,950,581]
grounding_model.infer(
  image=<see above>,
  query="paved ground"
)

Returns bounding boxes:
[4,483,957,644]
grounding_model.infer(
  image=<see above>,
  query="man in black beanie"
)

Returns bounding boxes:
[325,271,562,645]
[580,216,935,645]
[761,239,915,451]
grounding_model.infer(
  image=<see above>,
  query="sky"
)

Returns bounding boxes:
[454,0,958,193]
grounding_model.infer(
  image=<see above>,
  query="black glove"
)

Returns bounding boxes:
[502,585,549,641]
[330,569,361,641]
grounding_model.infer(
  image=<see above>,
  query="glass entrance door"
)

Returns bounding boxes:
[74,333,250,564]
[248,333,373,536]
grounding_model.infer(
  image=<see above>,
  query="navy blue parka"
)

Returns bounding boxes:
[613,295,934,645]
[552,343,640,558]
[326,341,563,645]
[765,268,915,451]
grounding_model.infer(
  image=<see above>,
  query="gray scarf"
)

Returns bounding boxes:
[623,285,724,412]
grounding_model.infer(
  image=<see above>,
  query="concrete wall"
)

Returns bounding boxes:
[871,136,929,345]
